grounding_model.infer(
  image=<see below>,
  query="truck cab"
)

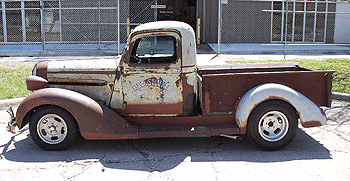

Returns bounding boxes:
[111,21,198,117]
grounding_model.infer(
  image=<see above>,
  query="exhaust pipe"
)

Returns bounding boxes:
[220,134,241,141]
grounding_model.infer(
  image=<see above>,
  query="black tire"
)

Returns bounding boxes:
[247,100,298,150]
[29,106,78,151]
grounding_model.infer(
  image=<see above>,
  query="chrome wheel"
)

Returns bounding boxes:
[258,111,289,142]
[37,114,68,145]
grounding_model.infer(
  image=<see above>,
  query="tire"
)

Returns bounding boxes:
[247,100,298,150]
[29,106,78,151]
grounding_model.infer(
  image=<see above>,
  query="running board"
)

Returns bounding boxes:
[138,124,242,139]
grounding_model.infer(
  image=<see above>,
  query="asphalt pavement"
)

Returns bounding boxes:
[0,100,349,181]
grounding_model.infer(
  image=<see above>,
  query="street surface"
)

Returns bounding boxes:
[0,100,349,181]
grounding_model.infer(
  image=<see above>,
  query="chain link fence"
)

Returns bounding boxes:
[217,0,350,55]
[1,0,349,56]
[0,0,157,55]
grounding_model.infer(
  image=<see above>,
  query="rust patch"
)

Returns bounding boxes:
[175,78,181,88]
[181,73,196,116]
[301,121,322,128]
[49,70,116,75]
[123,102,183,115]
[126,114,235,126]
[48,78,108,85]
[204,92,211,114]
[139,123,240,139]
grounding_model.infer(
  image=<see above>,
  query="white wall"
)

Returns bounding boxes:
[334,2,350,43]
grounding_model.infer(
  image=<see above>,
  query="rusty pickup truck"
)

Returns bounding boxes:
[6,21,334,151]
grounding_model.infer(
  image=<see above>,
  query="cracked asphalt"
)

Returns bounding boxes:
[0,100,349,181]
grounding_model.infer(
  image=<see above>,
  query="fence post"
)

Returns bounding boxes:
[40,0,46,52]
[98,0,101,50]
[197,18,201,45]
[218,0,222,54]
[284,0,289,59]
[2,1,7,42]
[127,17,130,38]
[117,0,120,54]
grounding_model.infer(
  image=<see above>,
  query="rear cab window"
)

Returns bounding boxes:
[130,35,176,64]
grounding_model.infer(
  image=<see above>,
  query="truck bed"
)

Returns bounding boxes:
[197,62,334,115]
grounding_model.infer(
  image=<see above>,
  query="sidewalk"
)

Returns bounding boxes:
[208,43,350,55]
[1,43,349,57]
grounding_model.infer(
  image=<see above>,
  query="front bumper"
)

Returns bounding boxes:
[6,107,16,134]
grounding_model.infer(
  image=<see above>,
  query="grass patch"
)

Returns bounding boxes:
[0,59,349,100]
[225,59,350,94]
[0,62,34,99]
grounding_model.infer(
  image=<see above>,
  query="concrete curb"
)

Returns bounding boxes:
[1,92,349,110]
[0,97,25,110]
[332,92,350,102]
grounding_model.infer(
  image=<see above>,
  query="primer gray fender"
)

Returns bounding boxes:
[16,88,138,140]
[235,83,327,128]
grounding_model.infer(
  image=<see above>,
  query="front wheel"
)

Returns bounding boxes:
[29,106,78,150]
[247,100,298,150]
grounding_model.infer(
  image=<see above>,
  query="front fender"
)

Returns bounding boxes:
[16,88,138,139]
[235,83,327,128]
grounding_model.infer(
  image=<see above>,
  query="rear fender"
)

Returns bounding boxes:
[235,83,327,129]
[16,88,138,139]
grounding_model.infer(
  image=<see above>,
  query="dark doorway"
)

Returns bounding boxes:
[157,0,197,31]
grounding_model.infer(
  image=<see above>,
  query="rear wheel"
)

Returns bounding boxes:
[247,100,298,150]
[29,106,78,150]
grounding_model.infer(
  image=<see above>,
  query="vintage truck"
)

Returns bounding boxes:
[6,21,334,151]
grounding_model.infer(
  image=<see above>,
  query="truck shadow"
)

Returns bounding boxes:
[1,127,331,172]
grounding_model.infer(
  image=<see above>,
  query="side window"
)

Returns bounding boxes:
[130,36,176,64]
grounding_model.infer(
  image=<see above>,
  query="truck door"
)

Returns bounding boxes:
[120,33,183,116]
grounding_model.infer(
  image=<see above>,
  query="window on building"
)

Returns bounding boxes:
[271,0,330,43]
[130,35,176,64]
[6,9,23,42]
[1,0,61,43]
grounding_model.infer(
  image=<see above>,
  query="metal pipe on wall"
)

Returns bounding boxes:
[218,0,221,54]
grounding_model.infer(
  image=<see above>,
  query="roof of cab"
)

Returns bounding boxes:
[131,21,197,67]
[132,21,194,36]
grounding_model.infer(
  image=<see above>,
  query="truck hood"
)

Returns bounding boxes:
[34,57,120,85]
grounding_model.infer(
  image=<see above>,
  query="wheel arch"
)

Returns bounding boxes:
[235,83,327,129]
[16,88,138,140]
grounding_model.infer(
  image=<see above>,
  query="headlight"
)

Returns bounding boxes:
[32,63,37,76]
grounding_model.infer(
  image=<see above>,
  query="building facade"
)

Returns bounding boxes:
[0,0,349,49]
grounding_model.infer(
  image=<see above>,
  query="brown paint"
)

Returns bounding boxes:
[123,102,183,115]
[199,64,334,114]
[15,88,139,139]
[139,123,241,139]
[26,76,48,91]
[36,61,48,79]
[300,121,322,128]
[49,70,116,75]
[181,73,196,116]
[125,114,235,126]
